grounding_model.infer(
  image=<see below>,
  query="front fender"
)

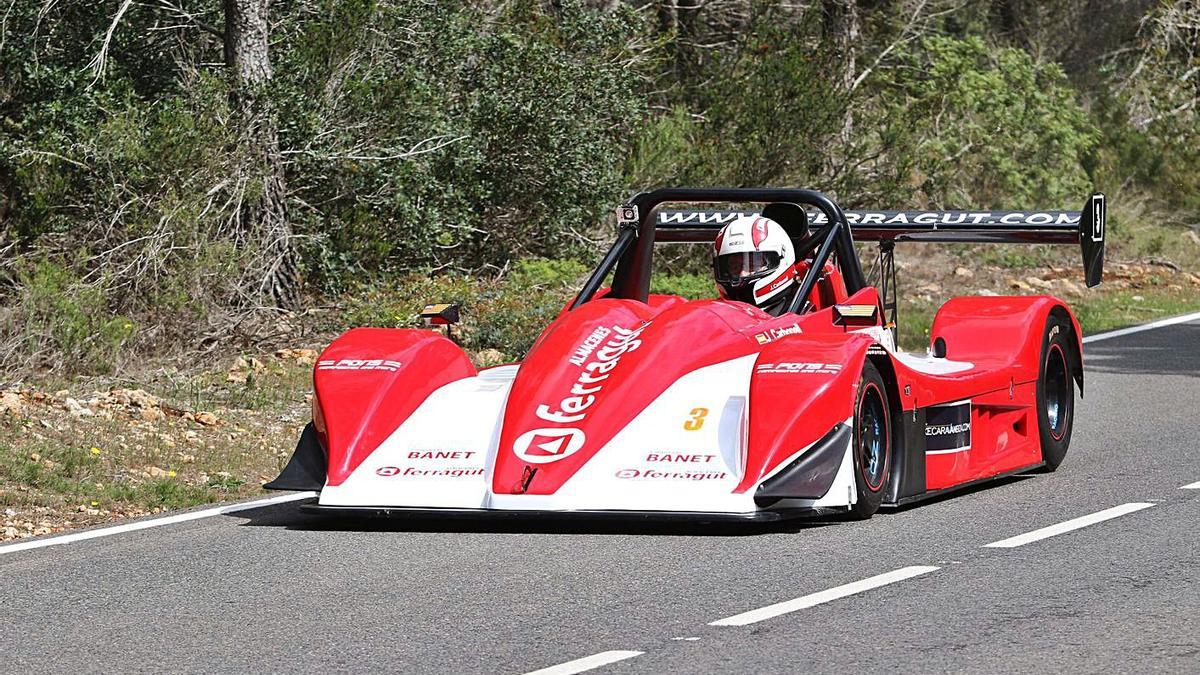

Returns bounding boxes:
[314,328,476,486]
[737,332,874,493]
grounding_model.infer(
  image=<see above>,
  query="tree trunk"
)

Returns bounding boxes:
[822,0,860,145]
[224,0,300,310]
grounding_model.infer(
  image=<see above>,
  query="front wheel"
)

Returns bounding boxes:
[1037,315,1075,471]
[848,361,892,519]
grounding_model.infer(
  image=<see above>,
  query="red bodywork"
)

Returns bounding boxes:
[280,187,1102,514]
[310,287,1081,499]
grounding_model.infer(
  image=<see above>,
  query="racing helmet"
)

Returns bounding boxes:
[712,215,797,310]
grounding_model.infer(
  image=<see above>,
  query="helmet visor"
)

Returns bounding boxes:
[715,251,781,284]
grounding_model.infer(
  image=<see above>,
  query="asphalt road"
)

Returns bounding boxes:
[3,319,1198,674]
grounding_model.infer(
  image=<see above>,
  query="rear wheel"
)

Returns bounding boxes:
[1037,315,1075,471]
[848,361,892,519]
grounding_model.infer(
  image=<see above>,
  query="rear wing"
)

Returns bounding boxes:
[655,193,1106,287]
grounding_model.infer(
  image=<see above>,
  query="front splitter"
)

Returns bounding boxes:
[301,503,824,523]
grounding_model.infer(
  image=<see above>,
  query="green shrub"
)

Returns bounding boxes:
[8,260,135,373]
[875,36,1097,208]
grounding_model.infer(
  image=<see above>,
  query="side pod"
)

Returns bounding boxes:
[264,423,327,492]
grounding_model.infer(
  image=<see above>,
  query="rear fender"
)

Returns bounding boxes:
[314,328,476,486]
[930,295,1083,393]
[738,332,874,493]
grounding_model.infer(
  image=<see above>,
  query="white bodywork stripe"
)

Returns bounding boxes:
[983,502,1156,548]
[709,566,940,626]
[522,651,644,675]
[0,492,315,557]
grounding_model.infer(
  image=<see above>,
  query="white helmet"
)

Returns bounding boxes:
[713,215,797,311]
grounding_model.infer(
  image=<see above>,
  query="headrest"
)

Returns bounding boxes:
[761,202,809,246]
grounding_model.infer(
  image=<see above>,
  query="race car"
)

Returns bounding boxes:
[267,187,1106,521]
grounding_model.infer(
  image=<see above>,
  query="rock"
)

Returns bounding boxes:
[276,348,318,365]
[474,349,507,368]
[1185,229,1200,246]
[0,391,23,417]
[146,466,170,478]
[65,398,93,417]
[977,289,998,296]
[193,411,220,427]
[1025,276,1053,290]
[139,406,165,422]
[953,266,973,278]
[1132,295,1145,302]
[1058,280,1085,297]
[127,389,160,409]
[1009,278,1034,291]
[227,356,267,383]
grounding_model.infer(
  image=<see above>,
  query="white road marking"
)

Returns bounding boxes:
[670,637,701,641]
[708,565,940,627]
[1082,311,1200,344]
[983,502,1156,548]
[0,491,316,557]
[522,651,644,675]
[1181,481,1200,490]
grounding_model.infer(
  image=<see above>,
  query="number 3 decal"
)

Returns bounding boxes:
[683,407,709,431]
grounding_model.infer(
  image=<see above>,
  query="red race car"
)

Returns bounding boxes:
[268,188,1106,521]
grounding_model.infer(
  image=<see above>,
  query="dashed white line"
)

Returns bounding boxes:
[0,491,316,557]
[522,651,644,675]
[1181,481,1200,490]
[708,565,940,627]
[1082,311,1200,344]
[983,502,1156,548]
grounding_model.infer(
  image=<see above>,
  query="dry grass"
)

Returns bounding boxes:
[0,352,313,540]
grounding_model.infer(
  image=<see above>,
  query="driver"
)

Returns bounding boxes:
[713,215,798,316]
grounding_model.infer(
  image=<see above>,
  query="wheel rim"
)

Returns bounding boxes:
[1045,343,1069,441]
[858,382,888,491]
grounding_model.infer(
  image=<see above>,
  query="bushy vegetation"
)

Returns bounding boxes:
[1,0,1198,374]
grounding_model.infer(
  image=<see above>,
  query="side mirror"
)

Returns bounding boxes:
[420,303,461,341]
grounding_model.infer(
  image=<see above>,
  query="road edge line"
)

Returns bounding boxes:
[1082,310,1200,344]
[0,491,315,557]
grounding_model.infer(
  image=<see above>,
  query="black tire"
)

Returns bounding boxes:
[848,361,892,520]
[1037,315,1075,471]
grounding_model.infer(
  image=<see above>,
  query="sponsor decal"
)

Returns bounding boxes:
[513,427,586,464]
[926,422,970,436]
[753,323,802,345]
[682,407,708,431]
[615,469,728,481]
[376,466,485,478]
[753,273,795,300]
[756,362,843,375]
[407,450,476,460]
[657,211,1082,227]
[646,453,716,463]
[534,323,647,425]
[817,212,1079,226]
[317,358,403,372]
[511,323,650,463]
[924,400,972,453]
[568,326,613,367]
